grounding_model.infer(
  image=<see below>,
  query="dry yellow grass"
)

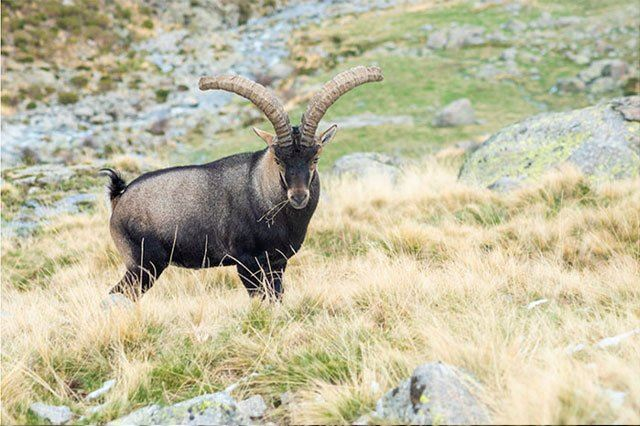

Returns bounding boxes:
[1,156,639,424]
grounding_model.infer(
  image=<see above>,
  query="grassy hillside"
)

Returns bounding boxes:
[2,154,639,424]
[179,0,637,167]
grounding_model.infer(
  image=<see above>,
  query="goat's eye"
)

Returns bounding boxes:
[274,158,282,166]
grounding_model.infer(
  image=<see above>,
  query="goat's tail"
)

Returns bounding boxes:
[99,168,127,208]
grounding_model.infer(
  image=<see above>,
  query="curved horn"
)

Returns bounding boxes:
[199,75,292,145]
[300,65,383,145]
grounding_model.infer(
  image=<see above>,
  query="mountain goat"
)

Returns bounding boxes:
[101,66,383,300]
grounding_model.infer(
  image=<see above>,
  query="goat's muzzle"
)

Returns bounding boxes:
[287,189,310,209]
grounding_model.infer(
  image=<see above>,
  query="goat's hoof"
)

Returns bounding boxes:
[101,294,135,311]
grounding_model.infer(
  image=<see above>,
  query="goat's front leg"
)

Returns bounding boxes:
[236,254,287,301]
[263,259,286,301]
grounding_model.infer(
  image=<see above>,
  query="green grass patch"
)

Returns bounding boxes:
[280,348,354,388]
[454,203,509,226]
[58,91,79,105]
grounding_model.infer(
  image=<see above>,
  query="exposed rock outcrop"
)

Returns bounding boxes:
[459,96,640,190]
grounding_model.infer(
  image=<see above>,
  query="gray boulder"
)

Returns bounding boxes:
[433,98,476,127]
[578,59,628,85]
[554,60,633,95]
[459,96,640,190]
[360,362,491,425]
[447,25,486,49]
[332,152,401,180]
[30,403,73,425]
[426,30,448,50]
[426,25,485,50]
[108,392,262,426]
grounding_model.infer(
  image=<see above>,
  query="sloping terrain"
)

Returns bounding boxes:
[1,0,639,424]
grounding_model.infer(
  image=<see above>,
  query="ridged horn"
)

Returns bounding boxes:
[199,75,293,145]
[299,66,383,145]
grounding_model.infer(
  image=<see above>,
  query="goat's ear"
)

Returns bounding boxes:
[253,127,276,146]
[319,124,338,146]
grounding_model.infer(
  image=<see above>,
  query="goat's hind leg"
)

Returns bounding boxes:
[109,263,165,300]
[109,237,168,300]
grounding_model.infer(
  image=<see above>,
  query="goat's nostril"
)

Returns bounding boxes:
[288,191,309,208]
[292,193,307,204]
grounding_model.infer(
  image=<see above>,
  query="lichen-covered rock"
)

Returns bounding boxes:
[237,395,267,419]
[108,392,251,426]
[459,96,640,190]
[554,59,634,95]
[360,362,491,425]
[29,403,73,425]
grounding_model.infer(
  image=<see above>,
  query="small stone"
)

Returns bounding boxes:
[446,25,485,48]
[333,152,401,181]
[279,391,293,406]
[565,343,587,355]
[148,118,169,136]
[502,19,526,32]
[237,395,267,419]
[588,77,618,94]
[87,403,109,414]
[526,298,548,310]
[500,47,518,61]
[554,77,586,94]
[600,388,626,409]
[426,30,448,50]
[595,328,640,349]
[30,403,73,425]
[353,413,373,425]
[86,379,116,401]
[182,96,199,108]
[74,105,95,119]
[90,113,113,125]
[101,294,135,311]
[433,98,476,127]
[565,51,590,65]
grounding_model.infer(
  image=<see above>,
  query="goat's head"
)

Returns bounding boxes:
[199,66,383,209]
